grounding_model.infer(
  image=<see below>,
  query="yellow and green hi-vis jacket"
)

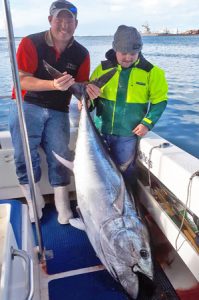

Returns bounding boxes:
[90,50,168,136]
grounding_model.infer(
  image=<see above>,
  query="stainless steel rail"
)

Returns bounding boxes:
[11,247,34,300]
[2,0,44,260]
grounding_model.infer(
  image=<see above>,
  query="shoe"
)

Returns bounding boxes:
[54,186,73,224]
[20,183,44,222]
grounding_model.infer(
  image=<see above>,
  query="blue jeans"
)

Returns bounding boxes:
[9,102,71,186]
[102,134,138,184]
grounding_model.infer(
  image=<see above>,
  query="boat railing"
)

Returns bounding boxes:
[11,247,34,300]
[2,0,45,263]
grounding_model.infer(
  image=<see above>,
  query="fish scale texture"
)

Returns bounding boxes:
[32,202,101,274]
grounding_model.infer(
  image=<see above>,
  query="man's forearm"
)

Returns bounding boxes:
[19,72,75,92]
[19,74,55,91]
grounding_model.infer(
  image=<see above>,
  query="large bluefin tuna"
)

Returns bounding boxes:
[54,71,154,299]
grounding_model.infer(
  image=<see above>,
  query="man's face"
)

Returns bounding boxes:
[49,10,77,42]
[116,51,139,68]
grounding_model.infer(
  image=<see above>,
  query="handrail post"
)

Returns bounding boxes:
[2,0,45,262]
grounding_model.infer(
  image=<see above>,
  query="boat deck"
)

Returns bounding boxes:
[34,200,179,300]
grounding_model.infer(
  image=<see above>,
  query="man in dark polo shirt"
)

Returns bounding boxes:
[10,0,100,223]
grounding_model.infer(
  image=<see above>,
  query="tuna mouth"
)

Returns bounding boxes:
[134,270,155,298]
[132,263,153,281]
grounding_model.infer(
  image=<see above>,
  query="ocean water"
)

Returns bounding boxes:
[0,35,199,158]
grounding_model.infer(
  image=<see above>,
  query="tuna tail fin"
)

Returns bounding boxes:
[43,60,63,79]
[53,151,74,172]
[69,82,86,100]
[91,68,117,88]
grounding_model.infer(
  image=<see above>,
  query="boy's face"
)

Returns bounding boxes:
[116,51,139,68]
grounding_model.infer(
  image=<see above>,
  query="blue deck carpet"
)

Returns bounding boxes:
[48,270,129,300]
[33,202,101,275]
[33,202,179,299]
[48,264,179,300]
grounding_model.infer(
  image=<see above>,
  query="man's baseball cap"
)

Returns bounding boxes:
[50,0,77,18]
[112,25,143,54]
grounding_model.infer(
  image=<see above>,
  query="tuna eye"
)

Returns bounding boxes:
[140,249,149,259]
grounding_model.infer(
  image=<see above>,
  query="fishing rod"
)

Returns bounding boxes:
[2,0,45,263]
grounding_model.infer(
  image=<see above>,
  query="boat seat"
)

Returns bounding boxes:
[0,200,23,249]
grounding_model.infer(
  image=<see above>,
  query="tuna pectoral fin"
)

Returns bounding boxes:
[69,218,86,231]
[112,179,125,215]
[53,151,74,171]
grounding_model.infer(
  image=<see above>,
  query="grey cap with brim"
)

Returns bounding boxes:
[112,25,143,53]
[50,0,77,18]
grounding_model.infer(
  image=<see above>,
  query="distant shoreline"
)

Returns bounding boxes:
[142,33,199,36]
[142,29,199,36]
[0,33,199,39]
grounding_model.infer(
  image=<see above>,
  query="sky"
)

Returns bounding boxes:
[0,0,198,37]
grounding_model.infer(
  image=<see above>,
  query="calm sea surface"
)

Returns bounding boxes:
[0,35,199,158]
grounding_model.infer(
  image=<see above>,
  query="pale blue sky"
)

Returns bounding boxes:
[0,0,198,37]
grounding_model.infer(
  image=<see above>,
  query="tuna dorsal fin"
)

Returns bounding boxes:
[53,151,74,171]
[113,180,125,215]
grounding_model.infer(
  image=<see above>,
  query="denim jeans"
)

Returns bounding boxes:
[9,102,71,186]
[102,134,138,184]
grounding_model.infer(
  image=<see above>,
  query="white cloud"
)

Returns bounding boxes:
[0,0,198,36]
